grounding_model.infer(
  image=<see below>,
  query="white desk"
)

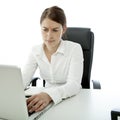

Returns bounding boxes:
[37,89,120,120]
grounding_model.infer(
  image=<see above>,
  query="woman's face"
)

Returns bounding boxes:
[41,18,66,49]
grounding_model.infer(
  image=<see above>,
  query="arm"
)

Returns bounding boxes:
[43,44,84,104]
[22,50,38,89]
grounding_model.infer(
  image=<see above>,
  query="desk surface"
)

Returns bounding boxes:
[38,89,120,120]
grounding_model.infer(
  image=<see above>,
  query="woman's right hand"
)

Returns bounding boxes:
[27,92,52,113]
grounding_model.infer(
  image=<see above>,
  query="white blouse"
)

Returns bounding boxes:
[22,40,84,104]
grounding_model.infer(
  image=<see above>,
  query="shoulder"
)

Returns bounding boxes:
[60,40,83,57]
[30,44,43,56]
[31,44,42,51]
[62,40,82,51]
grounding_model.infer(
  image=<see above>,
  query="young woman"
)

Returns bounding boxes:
[22,6,83,113]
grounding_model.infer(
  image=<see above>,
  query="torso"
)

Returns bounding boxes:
[45,52,52,62]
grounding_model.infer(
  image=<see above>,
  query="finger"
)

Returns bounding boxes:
[27,97,39,110]
[27,95,36,104]
[35,102,47,112]
[33,100,43,109]
[29,100,43,113]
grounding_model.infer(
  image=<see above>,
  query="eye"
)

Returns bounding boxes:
[42,28,48,32]
[53,29,59,32]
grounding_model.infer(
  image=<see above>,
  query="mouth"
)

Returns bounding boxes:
[46,40,55,43]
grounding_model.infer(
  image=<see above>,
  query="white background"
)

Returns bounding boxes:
[0,0,120,90]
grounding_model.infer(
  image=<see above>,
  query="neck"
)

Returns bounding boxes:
[45,47,57,55]
[44,41,61,55]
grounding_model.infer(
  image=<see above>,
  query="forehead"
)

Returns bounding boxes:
[41,18,62,29]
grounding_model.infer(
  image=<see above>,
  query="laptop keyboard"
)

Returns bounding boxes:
[28,111,35,116]
[28,102,54,120]
[25,95,54,118]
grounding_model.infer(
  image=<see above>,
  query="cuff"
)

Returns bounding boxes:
[42,87,62,105]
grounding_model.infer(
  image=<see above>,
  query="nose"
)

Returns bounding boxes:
[47,31,53,39]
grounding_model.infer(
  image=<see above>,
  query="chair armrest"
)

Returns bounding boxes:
[30,77,46,87]
[92,80,101,89]
[111,109,120,120]
[30,77,40,86]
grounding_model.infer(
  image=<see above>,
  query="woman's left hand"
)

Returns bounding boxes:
[27,92,52,113]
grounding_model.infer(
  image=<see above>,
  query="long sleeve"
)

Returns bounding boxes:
[22,51,38,89]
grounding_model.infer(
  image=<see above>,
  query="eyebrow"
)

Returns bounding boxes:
[42,27,60,29]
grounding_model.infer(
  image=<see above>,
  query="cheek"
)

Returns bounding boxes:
[56,32,63,38]
[55,34,61,38]
[41,32,46,39]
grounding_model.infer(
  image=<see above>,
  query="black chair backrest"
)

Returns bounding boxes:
[62,27,94,88]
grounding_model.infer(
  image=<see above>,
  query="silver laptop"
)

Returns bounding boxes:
[0,65,53,120]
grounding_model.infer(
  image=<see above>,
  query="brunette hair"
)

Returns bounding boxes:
[40,6,66,27]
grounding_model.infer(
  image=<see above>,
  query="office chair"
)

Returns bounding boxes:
[31,27,101,89]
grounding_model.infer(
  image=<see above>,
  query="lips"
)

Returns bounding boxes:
[46,40,55,43]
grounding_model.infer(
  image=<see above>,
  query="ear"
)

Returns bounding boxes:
[62,25,67,34]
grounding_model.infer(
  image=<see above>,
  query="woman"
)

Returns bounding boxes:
[22,6,83,113]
